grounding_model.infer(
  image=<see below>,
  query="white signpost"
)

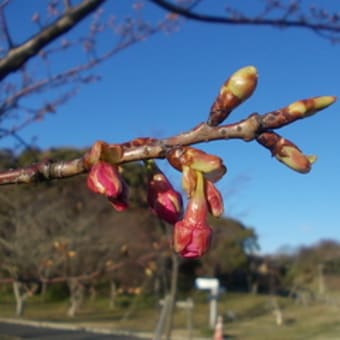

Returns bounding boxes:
[195,277,220,328]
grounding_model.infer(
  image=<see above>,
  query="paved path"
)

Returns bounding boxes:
[0,321,145,339]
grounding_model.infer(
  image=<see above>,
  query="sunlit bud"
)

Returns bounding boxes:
[276,145,316,174]
[257,132,316,173]
[146,161,183,224]
[87,161,123,196]
[173,172,212,259]
[167,146,226,182]
[205,180,224,217]
[83,141,123,168]
[261,96,336,130]
[208,66,258,126]
[287,96,336,117]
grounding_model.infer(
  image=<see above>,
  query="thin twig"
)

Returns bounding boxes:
[0,0,106,81]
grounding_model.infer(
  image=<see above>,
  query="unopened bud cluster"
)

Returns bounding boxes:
[84,140,225,259]
[82,66,336,259]
[257,96,334,173]
[167,147,225,258]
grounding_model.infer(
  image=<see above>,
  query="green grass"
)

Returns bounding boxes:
[1,292,340,339]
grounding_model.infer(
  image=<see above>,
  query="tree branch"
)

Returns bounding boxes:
[149,0,340,39]
[0,64,335,185]
[0,96,334,185]
[0,0,106,81]
[0,7,170,144]
[0,114,261,185]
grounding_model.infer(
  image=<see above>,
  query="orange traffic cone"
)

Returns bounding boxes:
[213,315,224,340]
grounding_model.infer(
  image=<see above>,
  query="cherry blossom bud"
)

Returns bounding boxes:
[208,66,258,126]
[174,219,212,259]
[146,161,183,224]
[87,161,129,211]
[205,180,224,217]
[257,132,316,173]
[87,161,122,196]
[287,96,336,118]
[167,146,226,183]
[261,96,336,130]
[173,172,212,258]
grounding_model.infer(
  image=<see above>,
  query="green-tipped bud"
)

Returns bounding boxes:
[262,96,336,130]
[257,131,315,174]
[227,66,258,100]
[287,96,336,118]
[208,66,258,126]
[275,144,315,174]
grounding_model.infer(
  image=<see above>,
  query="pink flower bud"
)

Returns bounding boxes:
[173,171,212,258]
[87,161,122,196]
[146,161,183,224]
[174,219,212,259]
[87,161,129,211]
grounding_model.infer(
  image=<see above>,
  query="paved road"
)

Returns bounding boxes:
[0,322,145,339]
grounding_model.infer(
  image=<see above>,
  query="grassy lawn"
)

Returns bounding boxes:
[1,291,340,339]
[220,294,340,339]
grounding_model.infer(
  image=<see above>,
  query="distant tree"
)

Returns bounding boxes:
[284,240,340,295]
[0,149,169,316]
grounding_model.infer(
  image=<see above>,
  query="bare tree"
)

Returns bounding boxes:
[150,0,340,42]
[0,0,177,146]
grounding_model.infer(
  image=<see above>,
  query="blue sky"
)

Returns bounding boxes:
[2,1,340,254]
